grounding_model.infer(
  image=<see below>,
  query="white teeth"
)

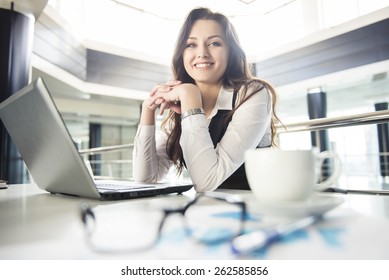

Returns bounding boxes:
[195,63,211,68]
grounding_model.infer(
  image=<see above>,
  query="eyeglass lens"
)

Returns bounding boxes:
[82,194,245,252]
[85,203,164,252]
[184,195,244,244]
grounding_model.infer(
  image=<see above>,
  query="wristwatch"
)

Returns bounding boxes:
[181,108,205,120]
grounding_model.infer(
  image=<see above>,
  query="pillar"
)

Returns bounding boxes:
[89,123,102,176]
[307,88,331,180]
[374,102,389,178]
[0,5,34,183]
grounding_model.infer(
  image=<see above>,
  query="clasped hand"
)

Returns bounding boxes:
[145,80,183,115]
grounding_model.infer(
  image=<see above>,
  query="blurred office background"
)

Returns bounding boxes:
[1,0,388,189]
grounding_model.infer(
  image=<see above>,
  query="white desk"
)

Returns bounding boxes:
[1,184,389,260]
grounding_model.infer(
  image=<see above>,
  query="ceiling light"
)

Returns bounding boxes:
[238,0,256,4]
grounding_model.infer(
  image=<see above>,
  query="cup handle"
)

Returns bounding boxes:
[315,151,342,191]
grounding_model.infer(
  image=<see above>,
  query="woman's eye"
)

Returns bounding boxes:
[186,43,196,48]
[209,41,222,47]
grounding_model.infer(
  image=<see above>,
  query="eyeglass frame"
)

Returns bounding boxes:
[80,191,247,253]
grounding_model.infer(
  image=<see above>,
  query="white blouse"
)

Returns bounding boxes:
[132,86,272,192]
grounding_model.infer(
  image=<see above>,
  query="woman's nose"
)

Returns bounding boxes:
[197,46,209,58]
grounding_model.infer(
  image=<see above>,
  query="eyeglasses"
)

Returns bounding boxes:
[80,192,247,253]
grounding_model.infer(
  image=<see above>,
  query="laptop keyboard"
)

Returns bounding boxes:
[95,181,157,191]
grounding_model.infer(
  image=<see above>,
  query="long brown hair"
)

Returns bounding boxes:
[162,7,281,174]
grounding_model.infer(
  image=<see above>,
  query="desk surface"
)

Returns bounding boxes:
[1,184,389,260]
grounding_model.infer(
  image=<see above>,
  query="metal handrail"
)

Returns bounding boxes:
[79,143,134,155]
[78,110,389,155]
[276,109,389,133]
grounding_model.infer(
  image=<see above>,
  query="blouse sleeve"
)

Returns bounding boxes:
[180,87,272,192]
[132,125,172,182]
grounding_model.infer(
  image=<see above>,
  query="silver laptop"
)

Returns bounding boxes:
[0,78,192,200]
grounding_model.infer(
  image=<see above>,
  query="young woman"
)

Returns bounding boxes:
[132,7,280,192]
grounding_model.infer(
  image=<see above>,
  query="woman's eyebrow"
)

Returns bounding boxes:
[187,35,224,40]
[208,35,224,40]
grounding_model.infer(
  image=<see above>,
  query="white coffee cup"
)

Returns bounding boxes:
[244,148,341,203]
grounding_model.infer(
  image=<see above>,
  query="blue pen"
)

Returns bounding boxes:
[231,215,321,255]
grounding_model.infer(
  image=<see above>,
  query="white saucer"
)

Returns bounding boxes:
[247,194,345,217]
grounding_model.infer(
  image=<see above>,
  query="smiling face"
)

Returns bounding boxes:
[182,20,230,87]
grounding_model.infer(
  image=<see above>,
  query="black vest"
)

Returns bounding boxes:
[208,91,264,190]
[209,111,250,190]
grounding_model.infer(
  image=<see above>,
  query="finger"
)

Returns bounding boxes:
[150,80,181,97]
[160,85,173,93]
[150,83,171,97]
[149,84,161,97]
[165,80,182,86]
[146,102,157,110]
[149,92,164,104]
[159,102,167,115]
[154,98,165,106]
[147,96,162,109]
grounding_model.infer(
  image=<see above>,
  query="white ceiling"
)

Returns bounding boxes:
[112,0,294,20]
[52,0,310,65]
[51,0,389,65]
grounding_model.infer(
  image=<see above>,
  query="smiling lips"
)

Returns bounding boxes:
[194,62,214,69]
